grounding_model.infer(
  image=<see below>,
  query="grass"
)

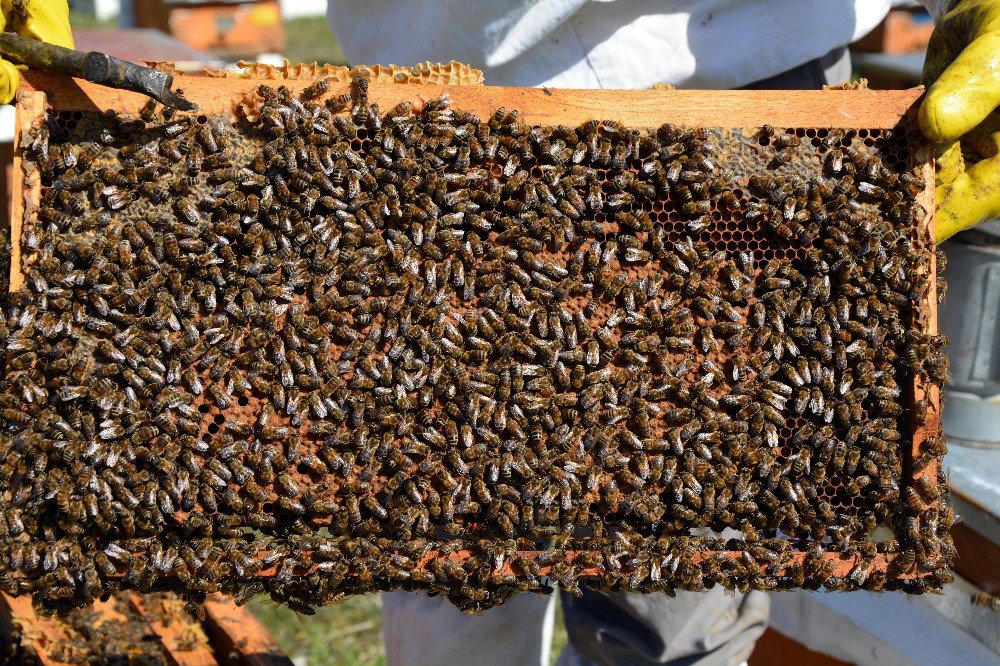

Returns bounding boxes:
[553,599,569,663]
[67,10,115,30]
[250,595,387,666]
[251,593,569,665]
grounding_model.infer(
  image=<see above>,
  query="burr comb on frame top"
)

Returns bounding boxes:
[1,72,948,614]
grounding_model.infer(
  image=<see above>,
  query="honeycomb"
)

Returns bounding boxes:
[204,60,485,86]
[0,80,951,615]
[226,62,484,122]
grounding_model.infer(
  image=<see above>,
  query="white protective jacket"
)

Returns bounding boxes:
[327,0,952,89]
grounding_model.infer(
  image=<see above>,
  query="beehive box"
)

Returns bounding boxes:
[0,71,950,614]
[0,590,290,665]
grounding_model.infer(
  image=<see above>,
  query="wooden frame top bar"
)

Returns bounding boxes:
[20,72,924,128]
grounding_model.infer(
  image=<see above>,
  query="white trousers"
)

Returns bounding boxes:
[381,587,769,666]
[382,590,557,666]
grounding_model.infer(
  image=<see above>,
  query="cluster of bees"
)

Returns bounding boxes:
[0,76,951,614]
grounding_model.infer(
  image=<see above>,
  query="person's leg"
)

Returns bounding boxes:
[557,588,770,666]
[381,589,556,666]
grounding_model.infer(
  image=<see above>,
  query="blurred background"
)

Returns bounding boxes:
[70,0,344,66]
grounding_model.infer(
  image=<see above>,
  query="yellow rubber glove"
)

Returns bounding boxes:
[0,0,73,105]
[921,0,1000,242]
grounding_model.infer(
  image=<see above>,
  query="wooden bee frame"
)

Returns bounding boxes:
[5,72,943,604]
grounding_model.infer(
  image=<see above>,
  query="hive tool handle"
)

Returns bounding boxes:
[0,31,198,111]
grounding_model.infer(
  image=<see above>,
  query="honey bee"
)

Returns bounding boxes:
[302,76,332,101]
[773,133,801,148]
[972,593,1000,612]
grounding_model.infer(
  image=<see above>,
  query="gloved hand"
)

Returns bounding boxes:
[920,0,1000,242]
[0,0,73,105]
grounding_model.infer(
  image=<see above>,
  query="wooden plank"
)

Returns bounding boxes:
[202,595,293,666]
[20,72,923,128]
[129,594,218,666]
[748,627,854,666]
[0,593,62,666]
[10,89,45,293]
[952,523,1000,594]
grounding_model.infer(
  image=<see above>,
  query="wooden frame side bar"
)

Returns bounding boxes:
[10,89,46,293]
[910,152,943,532]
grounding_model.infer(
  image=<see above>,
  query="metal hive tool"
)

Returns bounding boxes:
[0,73,948,614]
